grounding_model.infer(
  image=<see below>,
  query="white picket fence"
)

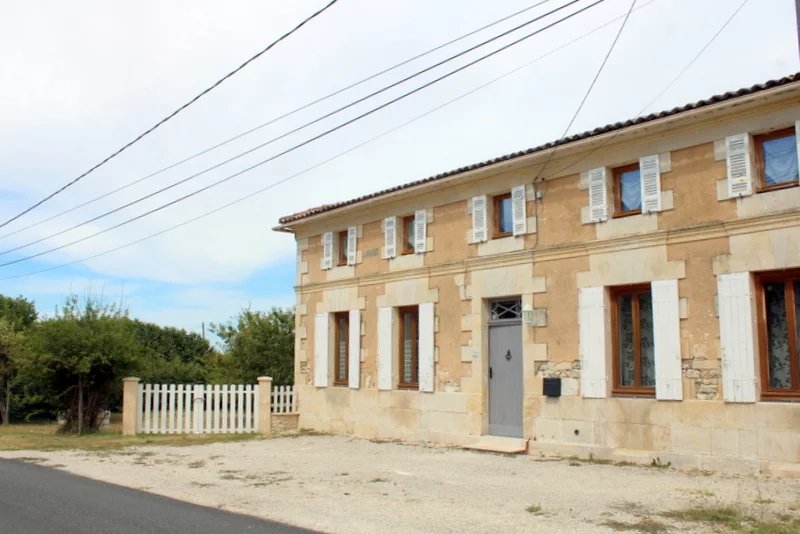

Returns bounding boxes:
[137,383,297,435]
[271,385,297,414]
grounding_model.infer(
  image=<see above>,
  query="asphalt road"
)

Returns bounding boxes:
[0,458,316,533]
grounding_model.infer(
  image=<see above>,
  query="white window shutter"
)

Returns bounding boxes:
[511,184,527,236]
[414,210,427,253]
[588,167,608,222]
[652,279,682,400]
[313,313,329,387]
[579,286,607,398]
[718,272,757,402]
[321,232,333,270]
[795,121,800,182]
[377,307,394,390]
[383,217,397,259]
[418,302,435,392]
[346,226,357,266]
[471,195,488,242]
[639,155,662,213]
[348,309,360,389]
[726,134,752,197]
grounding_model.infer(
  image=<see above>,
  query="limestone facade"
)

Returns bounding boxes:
[276,77,800,474]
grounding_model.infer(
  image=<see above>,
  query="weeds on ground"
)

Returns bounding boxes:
[661,504,800,533]
[0,422,262,451]
[526,504,544,516]
[601,518,669,533]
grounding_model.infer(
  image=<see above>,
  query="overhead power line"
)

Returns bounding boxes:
[534,0,637,182]
[0,0,554,243]
[0,0,340,231]
[549,0,750,178]
[0,0,598,260]
[2,0,744,282]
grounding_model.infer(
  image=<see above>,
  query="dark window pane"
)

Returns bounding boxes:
[490,300,521,320]
[762,134,799,186]
[618,295,634,386]
[765,282,791,389]
[619,168,642,212]
[795,281,800,381]
[402,312,415,384]
[498,196,513,233]
[337,316,348,382]
[405,217,415,252]
[638,292,655,387]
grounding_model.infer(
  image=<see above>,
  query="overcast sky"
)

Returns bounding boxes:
[0,0,796,336]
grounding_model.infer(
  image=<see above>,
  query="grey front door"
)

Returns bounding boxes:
[488,299,523,438]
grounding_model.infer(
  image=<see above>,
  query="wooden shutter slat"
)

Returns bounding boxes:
[652,279,682,400]
[795,121,800,183]
[377,307,393,390]
[346,226,357,266]
[314,313,329,387]
[511,184,527,236]
[639,155,662,213]
[414,210,427,253]
[726,134,752,197]
[588,167,608,222]
[321,232,333,270]
[383,217,397,259]
[579,286,608,398]
[718,272,757,402]
[472,195,487,242]
[418,303,435,392]
[348,309,360,389]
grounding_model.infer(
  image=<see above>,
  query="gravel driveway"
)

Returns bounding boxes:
[2,435,799,533]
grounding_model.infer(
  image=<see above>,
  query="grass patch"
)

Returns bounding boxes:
[661,504,800,533]
[526,504,544,516]
[187,460,206,469]
[0,422,262,452]
[601,518,669,533]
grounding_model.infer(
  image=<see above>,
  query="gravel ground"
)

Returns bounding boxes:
[2,435,799,533]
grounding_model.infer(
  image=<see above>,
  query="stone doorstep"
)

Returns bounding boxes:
[464,436,529,454]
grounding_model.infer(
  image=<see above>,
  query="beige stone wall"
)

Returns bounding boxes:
[289,87,800,472]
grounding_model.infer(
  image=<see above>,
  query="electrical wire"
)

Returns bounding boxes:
[0,0,340,230]
[0,0,604,262]
[0,0,555,243]
[533,0,637,182]
[547,0,751,178]
[4,0,744,282]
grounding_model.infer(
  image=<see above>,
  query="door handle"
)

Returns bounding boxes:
[489,367,493,379]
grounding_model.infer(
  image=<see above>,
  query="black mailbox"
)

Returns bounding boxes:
[543,377,561,397]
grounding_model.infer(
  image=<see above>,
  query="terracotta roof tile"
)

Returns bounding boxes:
[277,73,800,226]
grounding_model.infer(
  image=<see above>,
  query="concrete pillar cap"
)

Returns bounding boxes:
[123,377,141,382]
[257,376,273,382]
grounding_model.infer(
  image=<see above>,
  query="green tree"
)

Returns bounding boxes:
[20,296,137,434]
[130,320,213,384]
[209,307,294,385]
[0,294,37,424]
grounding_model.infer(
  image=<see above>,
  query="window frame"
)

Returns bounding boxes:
[755,269,800,399]
[397,306,419,389]
[336,230,348,267]
[492,192,513,239]
[401,215,415,255]
[754,127,799,193]
[333,311,349,386]
[612,163,642,218]
[610,283,656,397]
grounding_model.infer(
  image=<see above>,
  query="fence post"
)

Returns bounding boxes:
[122,377,141,436]
[257,376,272,435]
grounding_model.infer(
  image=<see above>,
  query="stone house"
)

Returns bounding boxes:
[274,73,800,474]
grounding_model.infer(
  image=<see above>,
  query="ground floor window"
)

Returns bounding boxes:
[398,307,419,388]
[333,312,349,386]
[757,270,800,398]
[611,285,655,396]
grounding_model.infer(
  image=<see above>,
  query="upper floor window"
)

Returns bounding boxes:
[756,270,800,398]
[493,193,513,238]
[611,284,655,396]
[402,215,415,255]
[755,127,799,191]
[337,230,348,266]
[613,163,642,217]
[334,312,349,386]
